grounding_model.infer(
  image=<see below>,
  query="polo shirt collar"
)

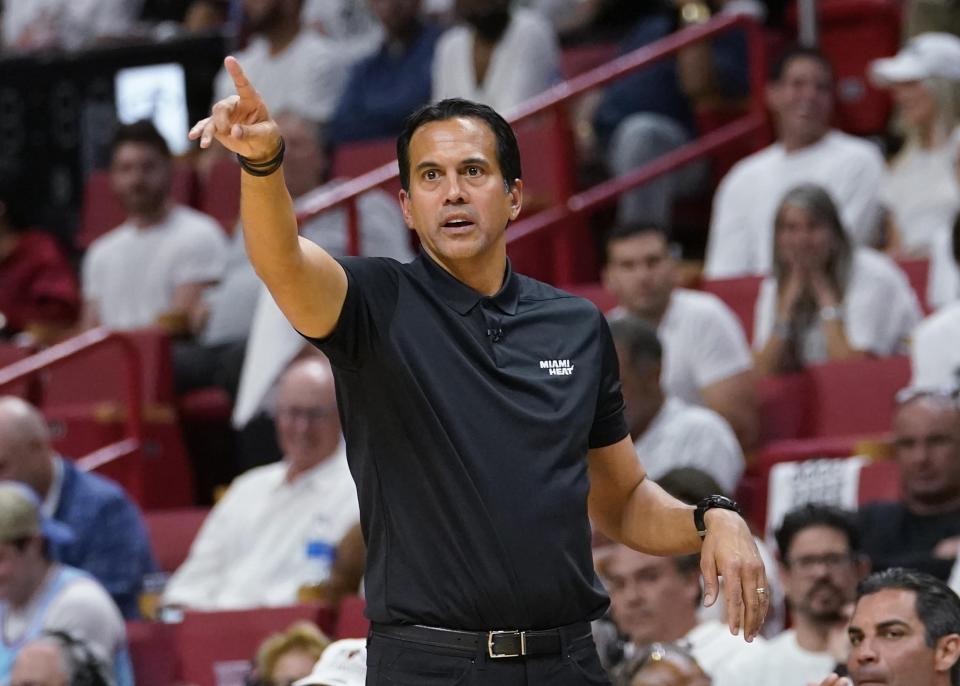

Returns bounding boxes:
[417,249,520,316]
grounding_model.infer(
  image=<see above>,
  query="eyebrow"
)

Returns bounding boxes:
[414,157,490,172]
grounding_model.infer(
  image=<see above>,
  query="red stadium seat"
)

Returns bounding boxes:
[0,343,34,399]
[895,257,930,314]
[756,371,809,446]
[701,275,763,343]
[77,161,198,249]
[126,621,179,686]
[334,595,370,639]
[199,156,242,234]
[857,458,901,505]
[174,605,336,686]
[803,356,910,437]
[144,507,209,573]
[560,43,619,80]
[330,138,401,199]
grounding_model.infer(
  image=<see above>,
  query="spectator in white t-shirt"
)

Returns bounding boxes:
[431,0,559,116]
[1,0,140,53]
[705,46,885,278]
[608,316,744,494]
[595,542,759,679]
[911,215,960,389]
[603,223,759,451]
[212,0,351,125]
[713,504,869,686]
[869,34,960,259]
[81,120,227,334]
[753,184,922,376]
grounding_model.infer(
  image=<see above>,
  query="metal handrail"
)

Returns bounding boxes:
[293,13,767,283]
[0,328,145,479]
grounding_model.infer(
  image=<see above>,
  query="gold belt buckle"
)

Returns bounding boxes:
[487,630,526,658]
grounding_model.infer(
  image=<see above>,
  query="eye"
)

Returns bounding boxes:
[466,166,482,176]
[848,634,862,646]
[423,169,439,181]
[881,628,905,639]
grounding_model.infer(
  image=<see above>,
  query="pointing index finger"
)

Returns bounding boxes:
[225,56,257,100]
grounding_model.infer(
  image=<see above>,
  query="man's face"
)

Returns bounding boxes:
[400,117,521,269]
[368,0,421,38]
[893,398,960,508]
[848,588,960,686]
[600,546,700,645]
[243,0,287,33]
[110,141,171,217]
[11,642,68,686]
[275,367,341,473]
[775,203,836,270]
[781,526,861,624]
[602,233,676,320]
[767,56,834,144]
[0,540,38,606]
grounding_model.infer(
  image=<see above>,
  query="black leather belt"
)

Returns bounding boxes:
[371,621,590,659]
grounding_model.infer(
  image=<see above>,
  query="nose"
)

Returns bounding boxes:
[443,174,466,204]
[852,638,878,665]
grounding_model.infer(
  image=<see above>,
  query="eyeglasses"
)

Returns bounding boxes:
[786,552,854,574]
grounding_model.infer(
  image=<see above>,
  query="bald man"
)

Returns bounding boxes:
[162,357,360,610]
[0,398,155,619]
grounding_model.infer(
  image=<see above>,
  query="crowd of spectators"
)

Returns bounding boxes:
[0,0,960,684]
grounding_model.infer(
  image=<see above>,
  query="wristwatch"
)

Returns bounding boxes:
[694,495,742,539]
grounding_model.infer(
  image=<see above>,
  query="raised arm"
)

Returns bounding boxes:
[190,57,347,339]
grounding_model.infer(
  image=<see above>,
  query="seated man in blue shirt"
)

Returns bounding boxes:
[0,397,156,619]
[329,0,444,145]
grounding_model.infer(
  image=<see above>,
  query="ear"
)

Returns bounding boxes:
[934,633,960,674]
[507,179,523,221]
[398,189,416,230]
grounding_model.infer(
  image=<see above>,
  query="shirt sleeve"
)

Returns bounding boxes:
[834,144,885,246]
[690,298,753,388]
[846,256,922,355]
[752,278,777,350]
[304,256,401,370]
[589,313,629,449]
[45,577,126,669]
[81,243,105,302]
[170,217,229,286]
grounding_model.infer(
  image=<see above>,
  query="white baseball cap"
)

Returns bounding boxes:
[870,32,960,85]
[293,639,367,686]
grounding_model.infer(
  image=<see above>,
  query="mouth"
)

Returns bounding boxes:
[440,217,477,233]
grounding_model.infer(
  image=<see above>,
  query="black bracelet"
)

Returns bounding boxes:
[237,137,285,177]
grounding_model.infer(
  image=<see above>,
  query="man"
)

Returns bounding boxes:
[596,543,758,677]
[329,0,444,145]
[431,0,559,115]
[11,634,111,686]
[913,214,960,388]
[859,389,960,580]
[714,504,869,686]
[212,0,350,125]
[704,46,885,278]
[815,568,960,686]
[603,223,758,450]
[191,61,766,683]
[0,397,156,619]
[81,120,227,333]
[162,357,360,610]
[0,482,131,685]
[608,316,744,493]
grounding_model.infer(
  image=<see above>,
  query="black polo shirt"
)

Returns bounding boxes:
[307,251,628,631]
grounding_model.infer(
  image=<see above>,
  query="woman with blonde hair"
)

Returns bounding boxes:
[753,184,922,375]
[248,621,330,686]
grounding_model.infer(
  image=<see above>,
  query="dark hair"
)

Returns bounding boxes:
[396,98,521,193]
[603,222,671,263]
[608,316,662,368]
[110,119,170,159]
[0,174,32,231]
[657,467,729,502]
[39,631,112,686]
[774,503,860,559]
[769,44,834,83]
[857,568,960,686]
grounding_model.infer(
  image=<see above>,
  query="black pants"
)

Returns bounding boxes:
[366,625,611,686]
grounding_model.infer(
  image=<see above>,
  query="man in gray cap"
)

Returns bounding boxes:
[0,482,131,685]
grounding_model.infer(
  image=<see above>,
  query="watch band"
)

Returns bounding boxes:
[694,495,741,539]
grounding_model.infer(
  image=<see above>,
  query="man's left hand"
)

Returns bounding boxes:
[699,508,769,641]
